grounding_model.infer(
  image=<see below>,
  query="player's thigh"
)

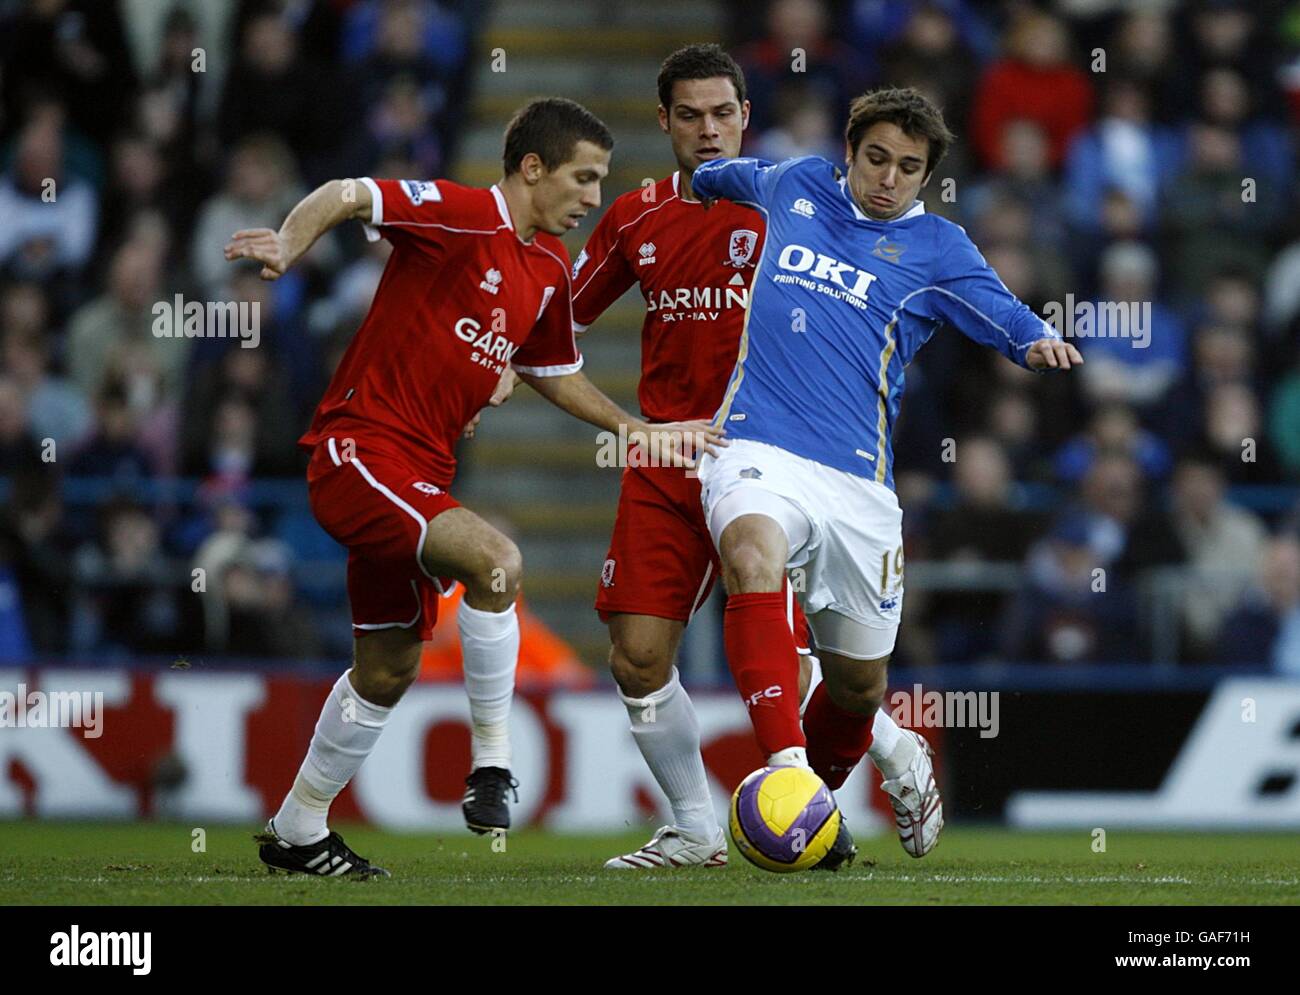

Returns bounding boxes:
[717,513,790,593]
[608,613,686,697]
[699,440,815,593]
[421,506,521,594]
[350,626,424,705]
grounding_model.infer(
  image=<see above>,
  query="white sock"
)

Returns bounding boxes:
[868,708,916,779]
[768,745,810,769]
[458,599,519,770]
[621,667,718,842]
[273,670,392,845]
[798,652,822,718]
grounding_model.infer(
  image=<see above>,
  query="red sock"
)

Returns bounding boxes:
[804,683,874,789]
[724,591,805,756]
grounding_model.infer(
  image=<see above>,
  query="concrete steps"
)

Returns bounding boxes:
[452,0,718,667]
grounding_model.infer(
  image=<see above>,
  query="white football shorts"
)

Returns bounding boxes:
[697,438,904,659]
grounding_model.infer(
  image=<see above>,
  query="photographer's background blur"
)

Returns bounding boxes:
[4,0,1298,673]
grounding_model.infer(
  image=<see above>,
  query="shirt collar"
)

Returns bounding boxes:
[492,183,541,245]
[490,184,514,229]
[673,170,700,203]
[838,176,925,223]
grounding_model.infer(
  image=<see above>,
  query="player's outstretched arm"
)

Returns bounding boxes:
[223,179,373,280]
[932,226,1084,373]
[691,156,780,209]
[517,369,725,468]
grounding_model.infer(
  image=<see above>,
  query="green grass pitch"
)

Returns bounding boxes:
[1,822,1296,905]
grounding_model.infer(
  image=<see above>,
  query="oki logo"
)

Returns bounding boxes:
[777,244,878,300]
[745,685,783,708]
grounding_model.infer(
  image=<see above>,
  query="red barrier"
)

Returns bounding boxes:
[0,668,924,834]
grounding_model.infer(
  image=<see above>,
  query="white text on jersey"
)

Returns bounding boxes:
[454,316,518,374]
[774,244,878,311]
[646,285,750,323]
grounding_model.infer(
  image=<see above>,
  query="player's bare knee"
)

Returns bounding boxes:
[353,662,418,705]
[827,682,882,715]
[825,656,889,715]
[721,543,784,594]
[609,638,673,699]
[719,518,786,593]
[462,539,522,610]
[350,634,422,706]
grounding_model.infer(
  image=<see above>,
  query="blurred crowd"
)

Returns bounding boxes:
[0,0,479,663]
[0,0,1298,671]
[729,0,1300,669]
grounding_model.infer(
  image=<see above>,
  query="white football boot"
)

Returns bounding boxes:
[879,730,944,858]
[603,826,728,870]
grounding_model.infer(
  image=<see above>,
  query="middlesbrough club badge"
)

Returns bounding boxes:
[727,229,758,268]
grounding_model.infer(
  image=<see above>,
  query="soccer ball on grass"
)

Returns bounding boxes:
[728,765,840,873]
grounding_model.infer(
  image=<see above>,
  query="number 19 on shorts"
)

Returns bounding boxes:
[880,545,904,595]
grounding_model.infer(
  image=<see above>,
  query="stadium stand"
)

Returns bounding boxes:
[1,0,1297,678]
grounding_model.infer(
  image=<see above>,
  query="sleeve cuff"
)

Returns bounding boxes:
[512,354,585,377]
[359,177,383,242]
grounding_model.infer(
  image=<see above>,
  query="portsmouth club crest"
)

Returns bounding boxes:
[872,233,906,264]
[726,229,758,268]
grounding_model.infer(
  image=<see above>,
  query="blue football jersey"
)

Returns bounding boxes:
[692,155,1058,489]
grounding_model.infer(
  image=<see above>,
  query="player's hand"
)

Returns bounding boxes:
[636,419,728,469]
[224,228,291,280]
[489,368,520,406]
[1026,337,1083,371]
[462,411,482,439]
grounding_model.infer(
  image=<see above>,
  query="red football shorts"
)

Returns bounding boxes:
[307,436,458,640]
[595,463,810,649]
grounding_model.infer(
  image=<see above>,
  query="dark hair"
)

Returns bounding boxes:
[502,97,613,176]
[657,43,747,114]
[844,87,956,177]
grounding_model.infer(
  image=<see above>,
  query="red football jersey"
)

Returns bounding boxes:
[298,178,582,487]
[570,172,764,422]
